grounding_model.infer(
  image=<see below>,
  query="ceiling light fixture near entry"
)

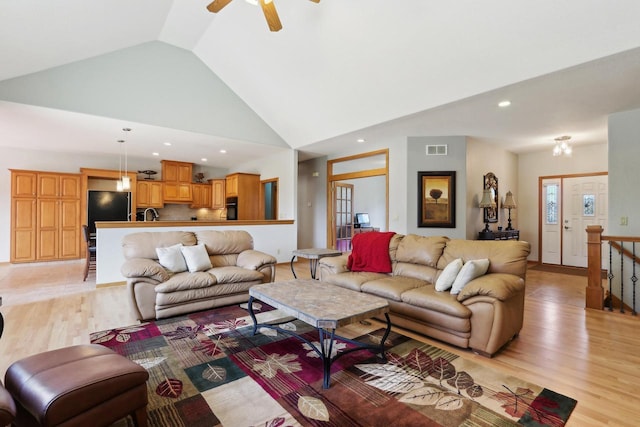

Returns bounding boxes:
[553,135,572,157]
[498,100,511,108]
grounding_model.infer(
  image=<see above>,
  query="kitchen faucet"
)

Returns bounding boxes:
[143,208,159,221]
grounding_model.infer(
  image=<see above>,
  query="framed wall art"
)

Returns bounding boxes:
[418,171,456,228]
[483,172,498,224]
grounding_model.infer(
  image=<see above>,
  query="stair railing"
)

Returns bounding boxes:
[586,225,640,314]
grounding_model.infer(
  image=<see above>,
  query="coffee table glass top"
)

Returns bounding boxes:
[249,279,389,329]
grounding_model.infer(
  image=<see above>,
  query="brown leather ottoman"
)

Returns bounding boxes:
[4,344,149,427]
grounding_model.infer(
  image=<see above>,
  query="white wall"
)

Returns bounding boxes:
[232,149,297,221]
[517,142,608,261]
[0,146,226,262]
[608,108,640,236]
[466,139,519,240]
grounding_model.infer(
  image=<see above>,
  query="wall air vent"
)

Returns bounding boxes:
[426,145,448,155]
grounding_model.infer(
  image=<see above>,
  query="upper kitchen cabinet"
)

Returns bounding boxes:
[137,180,164,208]
[225,173,260,220]
[161,160,193,203]
[210,179,226,209]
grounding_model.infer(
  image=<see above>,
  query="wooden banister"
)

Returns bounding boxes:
[586,225,605,310]
[609,241,640,267]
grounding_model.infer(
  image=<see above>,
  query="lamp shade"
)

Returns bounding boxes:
[503,191,517,209]
[478,189,495,208]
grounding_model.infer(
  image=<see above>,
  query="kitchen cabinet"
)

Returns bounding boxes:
[10,170,81,262]
[210,179,225,209]
[137,181,164,208]
[225,173,260,220]
[161,160,193,202]
[190,183,212,209]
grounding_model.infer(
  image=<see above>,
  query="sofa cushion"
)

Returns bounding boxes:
[155,272,217,293]
[122,231,197,260]
[400,286,472,319]
[156,244,187,273]
[121,259,170,282]
[393,262,439,283]
[435,258,463,291]
[437,239,530,279]
[395,235,449,268]
[323,272,389,291]
[207,266,264,284]
[196,230,254,255]
[155,281,259,307]
[181,244,213,272]
[361,276,428,301]
[451,259,490,295]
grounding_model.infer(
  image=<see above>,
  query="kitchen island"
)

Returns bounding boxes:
[95,220,295,286]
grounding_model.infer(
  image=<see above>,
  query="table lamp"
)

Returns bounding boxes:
[503,191,517,231]
[478,188,496,232]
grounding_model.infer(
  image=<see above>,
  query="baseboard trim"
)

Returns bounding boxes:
[96,281,126,288]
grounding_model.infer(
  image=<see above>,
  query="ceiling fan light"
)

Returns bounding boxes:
[553,144,562,156]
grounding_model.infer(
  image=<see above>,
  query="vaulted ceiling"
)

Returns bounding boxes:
[1,0,640,167]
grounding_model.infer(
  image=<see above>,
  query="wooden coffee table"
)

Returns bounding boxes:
[248,279,391,389]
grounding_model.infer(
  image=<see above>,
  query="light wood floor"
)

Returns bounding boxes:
[1,260,638,426]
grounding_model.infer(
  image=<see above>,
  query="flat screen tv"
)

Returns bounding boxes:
[354,212,370,228]
[87,191,131,233]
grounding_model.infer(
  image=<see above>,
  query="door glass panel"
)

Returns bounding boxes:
[546,184,558,224]
[583,194,595,216]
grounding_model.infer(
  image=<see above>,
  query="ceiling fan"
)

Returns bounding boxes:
[207,0,320,32]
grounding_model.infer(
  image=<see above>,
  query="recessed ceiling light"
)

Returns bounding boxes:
[220,149,227,154]
[201,158,208,162]
[357,138,366,143]
[498,100,511,108]
[152,152,159,156]
[163,142,172,146]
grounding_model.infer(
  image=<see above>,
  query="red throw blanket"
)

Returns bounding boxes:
[347,231,396,273]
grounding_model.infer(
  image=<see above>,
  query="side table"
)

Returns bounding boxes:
[291,248,342,279]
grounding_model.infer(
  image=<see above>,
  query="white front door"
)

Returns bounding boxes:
[541,178,562,264]
[562,175,608,267]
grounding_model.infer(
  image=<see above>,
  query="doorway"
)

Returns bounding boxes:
[327,149,389,250]
[539,173,608,267]
[261,178,278,220]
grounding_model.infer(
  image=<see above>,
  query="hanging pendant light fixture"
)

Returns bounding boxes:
[116,139,124,192]
[553,135,572,156]
[121,128,131,190]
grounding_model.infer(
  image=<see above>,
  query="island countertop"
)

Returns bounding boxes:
[94,220,296,286]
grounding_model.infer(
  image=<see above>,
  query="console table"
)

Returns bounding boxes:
[478,230,520,240]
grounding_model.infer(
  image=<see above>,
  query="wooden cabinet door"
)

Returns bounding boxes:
[11,171,37,197]
[38,174,60,198]
[59,199,80,258]
[211,179,225,209]
[191,184,203,208]
[149,182,164,207]
[11,198,36,262]
[202,184,212,207]
[137,181,151,206]
[178,164,192,182]
[37,199,59,260]
[225,174,238,196]
[60,175,81,198]
[162,162,179,182]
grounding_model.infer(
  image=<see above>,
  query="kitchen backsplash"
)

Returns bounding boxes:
[141,204,226,221]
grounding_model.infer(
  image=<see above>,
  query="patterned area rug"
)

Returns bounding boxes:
[91,304,576,427]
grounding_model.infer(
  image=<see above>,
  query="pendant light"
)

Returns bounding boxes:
[121,128,131,190]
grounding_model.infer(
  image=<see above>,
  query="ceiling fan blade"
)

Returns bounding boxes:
[259,0,283,32]
[207,0,234,13]
[309,0,320,3]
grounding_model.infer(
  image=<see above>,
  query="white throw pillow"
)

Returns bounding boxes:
[180,244,213,273]
[450,259,490,295]
[435,258,463,291]
[156,244,187,273]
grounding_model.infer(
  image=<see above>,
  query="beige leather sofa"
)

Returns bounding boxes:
[318,234,530,356]
[121,230,277,321]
